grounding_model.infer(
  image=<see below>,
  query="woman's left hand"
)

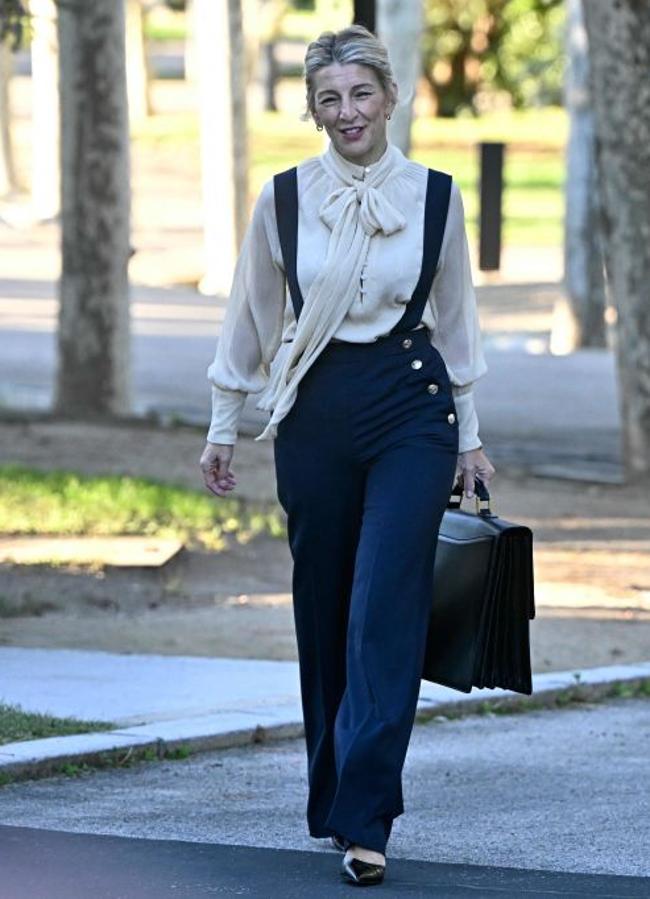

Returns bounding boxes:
[456,447,496,498]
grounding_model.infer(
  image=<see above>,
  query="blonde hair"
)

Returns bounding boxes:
[303,25,396,120]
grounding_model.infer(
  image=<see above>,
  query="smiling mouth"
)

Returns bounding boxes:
[340,126,365,136]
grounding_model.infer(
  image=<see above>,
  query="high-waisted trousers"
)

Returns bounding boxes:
[273,325,459,854]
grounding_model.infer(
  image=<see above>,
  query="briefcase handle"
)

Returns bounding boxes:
[448,476,496,518]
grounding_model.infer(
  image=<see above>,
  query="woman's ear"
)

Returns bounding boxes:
[387,80,399,117]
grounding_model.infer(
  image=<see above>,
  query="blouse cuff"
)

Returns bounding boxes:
[451,387,482,453]
[207,385,247,445]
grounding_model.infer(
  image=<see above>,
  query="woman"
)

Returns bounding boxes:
[200,25,495,887]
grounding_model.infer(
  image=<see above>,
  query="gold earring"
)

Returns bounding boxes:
[316,123,323,131]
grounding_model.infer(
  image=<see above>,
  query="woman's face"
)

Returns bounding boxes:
[311,63,396,167]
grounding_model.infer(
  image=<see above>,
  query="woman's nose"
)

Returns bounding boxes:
[338,97,356,120]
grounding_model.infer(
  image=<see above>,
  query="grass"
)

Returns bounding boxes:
[416,677,650,726]
[0,702,112,747]
[143,7,186,43]
[248,108,566,247]
[0,465,285,550]
[133,105,566,247]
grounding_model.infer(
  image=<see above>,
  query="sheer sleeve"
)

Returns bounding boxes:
[429,181,488,453]
[206,180,287,444]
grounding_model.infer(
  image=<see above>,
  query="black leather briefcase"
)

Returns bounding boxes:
[422,479,535,695]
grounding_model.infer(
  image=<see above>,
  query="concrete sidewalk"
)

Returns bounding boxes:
[1,646,649,779]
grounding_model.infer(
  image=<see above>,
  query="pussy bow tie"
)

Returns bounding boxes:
[318,180,406,237]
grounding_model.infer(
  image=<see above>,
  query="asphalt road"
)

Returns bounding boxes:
[2,826,648,899]
[2,698,649,896]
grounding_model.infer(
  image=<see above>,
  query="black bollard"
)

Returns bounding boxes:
[478,142,505,272]
[353,0,376,33]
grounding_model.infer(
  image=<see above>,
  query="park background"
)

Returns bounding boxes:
[0,0,648,749]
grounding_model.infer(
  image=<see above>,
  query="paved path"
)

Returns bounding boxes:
[2,698,649,894]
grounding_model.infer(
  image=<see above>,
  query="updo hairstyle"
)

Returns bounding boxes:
[303,24,397,121]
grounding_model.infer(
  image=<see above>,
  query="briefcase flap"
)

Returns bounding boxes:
[439,509,532,543]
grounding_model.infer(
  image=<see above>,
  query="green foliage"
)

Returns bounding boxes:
[144,5,187,42]
[0,0,28,49]
[0,465,285,547]
[133,106,566,248]
[422,0,565,116]
[0,702,111,746]
[412,109,566,247]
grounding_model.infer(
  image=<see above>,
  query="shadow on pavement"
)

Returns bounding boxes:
[1,825,648,898]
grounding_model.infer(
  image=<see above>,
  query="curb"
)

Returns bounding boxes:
[1,662,649,782]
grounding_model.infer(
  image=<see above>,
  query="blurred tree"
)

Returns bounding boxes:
[260,40,279,111]
[378,0,420,155]
[251,0,287,113]
[583,1,650,480]
[125,0,153,126]
[184,0,196,81]
[194,0,248,296]
[0,0,27,47]
[0,0,25,198]
[30,0,59,220]
[0,36,17,196]
[422,0,564,116]
[55,0,131,416]
[560,0,606,350]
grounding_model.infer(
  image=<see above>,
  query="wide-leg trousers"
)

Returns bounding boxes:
[273,326,459,854]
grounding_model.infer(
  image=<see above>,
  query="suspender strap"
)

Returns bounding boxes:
[273,165,452,330]
[273,167,303,320]
[390,168,452,334]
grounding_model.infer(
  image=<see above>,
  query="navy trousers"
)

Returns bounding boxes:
[273,325,459,853]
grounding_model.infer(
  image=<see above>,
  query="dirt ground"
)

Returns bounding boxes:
[1,418,649,675]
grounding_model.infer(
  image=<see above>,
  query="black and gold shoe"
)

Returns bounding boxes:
[331,833,347,852]
[340,853,385,886]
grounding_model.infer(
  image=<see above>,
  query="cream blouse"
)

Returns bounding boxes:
[206,142,487,453]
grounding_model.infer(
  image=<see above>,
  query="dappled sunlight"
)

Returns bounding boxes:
[223,592,292,608]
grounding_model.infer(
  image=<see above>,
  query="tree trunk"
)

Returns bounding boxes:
[583,1,650,479]
[55,0,131,417]
[562,0,606,349]
[377,0,421,155]
[195,0,248,296]
[184,0,197,83]
[125,0,153,127]
[440,42,471,117]
[0,39,17,196]
[30,0,59,219]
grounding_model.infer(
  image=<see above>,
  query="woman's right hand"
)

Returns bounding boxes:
[200,442,237,497]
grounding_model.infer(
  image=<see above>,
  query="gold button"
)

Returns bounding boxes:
[401,338,412,349]
[447,412,456,424]
[411,359,423,370]
[427,383,439,395]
